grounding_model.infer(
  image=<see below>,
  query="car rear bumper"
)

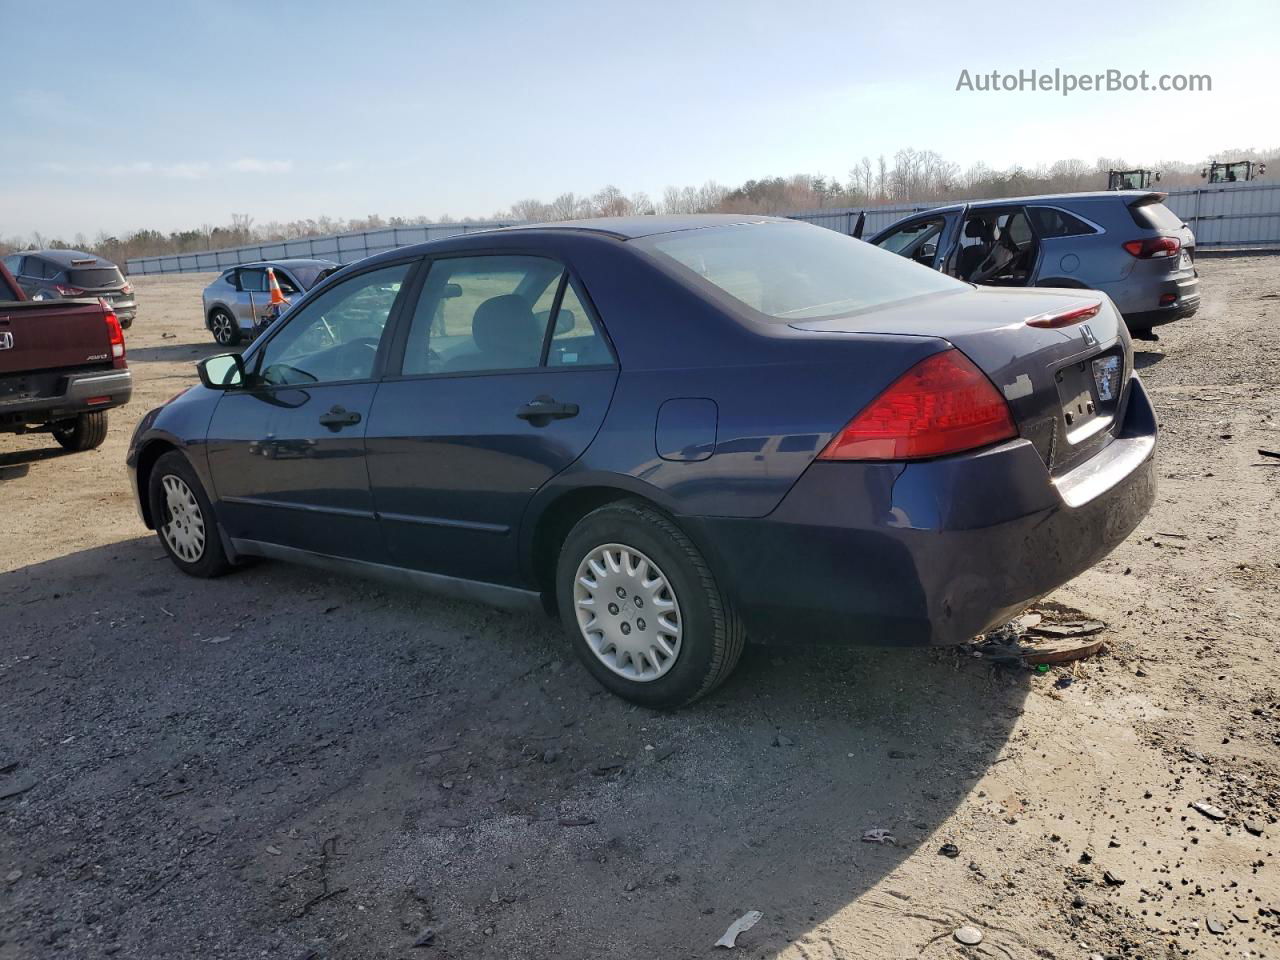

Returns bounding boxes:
[1123,273,1200,329]
[0,368,132,426]
[694,376,1157,647]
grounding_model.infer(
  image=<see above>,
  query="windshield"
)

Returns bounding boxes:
[638,221,966,321]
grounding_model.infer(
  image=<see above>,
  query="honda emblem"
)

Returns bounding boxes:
[1079,324,1098,347]
[0,331,13,350]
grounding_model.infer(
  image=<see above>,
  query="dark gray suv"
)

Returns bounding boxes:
[869,191,1199,336]
[0,250,137,328]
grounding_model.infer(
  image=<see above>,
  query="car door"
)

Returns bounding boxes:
[871,212,964,272]
[204,260,416,562]
[235,267,267,329]
[365,253,619,586]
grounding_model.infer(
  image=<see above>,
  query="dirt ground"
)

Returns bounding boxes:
[1,260,1278,960]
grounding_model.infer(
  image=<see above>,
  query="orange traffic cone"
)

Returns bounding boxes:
[266,267,290,306]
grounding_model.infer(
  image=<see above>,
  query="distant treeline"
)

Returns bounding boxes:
[6,146,1274,266]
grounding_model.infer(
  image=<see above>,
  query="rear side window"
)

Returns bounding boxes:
[1128,200,1185,232]
[69,266,123,286]
[640,221,965,321]
[400,255,610,376]
[1028,206,1097,238]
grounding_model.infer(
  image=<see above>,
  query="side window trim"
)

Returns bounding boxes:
[538,271,570,367]
[240,257,423,389]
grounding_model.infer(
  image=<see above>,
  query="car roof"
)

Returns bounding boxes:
[502,213,792,240]
[961,190,1159,209]
[27,249,119,267]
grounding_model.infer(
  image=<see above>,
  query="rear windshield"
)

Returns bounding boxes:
[1128,200,1185,233]
[637,221,966,321]
[69,267,124,287]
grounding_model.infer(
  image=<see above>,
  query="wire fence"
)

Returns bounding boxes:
[126,182,1280,276]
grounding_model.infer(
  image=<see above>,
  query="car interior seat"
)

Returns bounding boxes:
[957,219,996,281]
[447,294,544,371]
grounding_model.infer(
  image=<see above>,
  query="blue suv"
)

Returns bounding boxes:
[869,191,1199,337]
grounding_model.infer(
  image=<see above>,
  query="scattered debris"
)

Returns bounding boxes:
[411,928,435,948]
[1206,916,1226,935]
[266,845,282,856]
[1190,801,1228,821]
[1102,870,1125,887]
[1055,675,1074,689]
[939,843,960,858]
[557,816,596,827]
[953,925,983,946]
[161,332,176,339]
[715,910,763,948]
[1027,619,1105,639]
[772,733,793,748]
[5,869,21,884]
[1244,820,1265,836]
[861,828,895,845]
[1258,448,1280,459]
[0,777,38,802]
[202,635,231,644]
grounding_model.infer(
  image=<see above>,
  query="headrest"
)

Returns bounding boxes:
[472,294,542,360]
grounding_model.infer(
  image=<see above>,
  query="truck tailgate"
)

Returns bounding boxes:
[0,299,113,376]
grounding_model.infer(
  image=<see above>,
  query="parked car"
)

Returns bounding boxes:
[1,250,137,328]
[201,259,340,346]
[866,191,1199,337]
[127,216,1156,707]
[0,260,131,451]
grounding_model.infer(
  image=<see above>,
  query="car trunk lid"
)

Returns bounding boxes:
[789,286,1133,475]
[0,299,116,377]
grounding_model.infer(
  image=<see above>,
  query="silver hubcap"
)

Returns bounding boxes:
[213,314,232,343]
[160,474,206,563]
[574,543,682,682]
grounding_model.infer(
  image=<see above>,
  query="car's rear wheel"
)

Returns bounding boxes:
[209,309,240,346]
[148,450,231,578]
[51,411,109,451]
[556,500,744,708]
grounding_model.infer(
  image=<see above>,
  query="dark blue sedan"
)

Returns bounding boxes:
[127,215,1156,707]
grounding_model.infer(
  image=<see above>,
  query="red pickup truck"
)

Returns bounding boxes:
[0,260,132,451]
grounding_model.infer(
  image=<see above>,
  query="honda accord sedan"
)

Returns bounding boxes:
[127,215,1156,707]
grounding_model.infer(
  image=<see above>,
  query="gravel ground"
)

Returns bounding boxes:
[1,259,1277,959]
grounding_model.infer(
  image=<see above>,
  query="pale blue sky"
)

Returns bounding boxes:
[3,0,1276,237]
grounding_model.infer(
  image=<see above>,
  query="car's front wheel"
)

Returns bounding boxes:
[556,500,744,708]
[147,450,232,578]
[209,309,240,346]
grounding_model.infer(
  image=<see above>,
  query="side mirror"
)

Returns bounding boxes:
[198,353,246,389]
[441,282,463,299]
[555,308,576,334]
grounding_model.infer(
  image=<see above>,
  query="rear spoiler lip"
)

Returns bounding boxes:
[1127,192,1168,207]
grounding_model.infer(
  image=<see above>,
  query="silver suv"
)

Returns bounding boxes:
[868,191,1198,337]
[201,259,339,345]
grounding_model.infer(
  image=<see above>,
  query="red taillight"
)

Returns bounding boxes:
[819,350,1017,462]
[55,284,86,296]
[1123,236,1180,259]
[105,311,126,368]
[1026,301,1101,329]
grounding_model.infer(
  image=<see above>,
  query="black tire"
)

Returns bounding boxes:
[209,308,241,346]
[147,450,232,578]
[555,500,744,708]
[51,411,109,451]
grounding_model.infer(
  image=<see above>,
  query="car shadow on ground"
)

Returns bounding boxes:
[0,444,71,470]
[0,536,1030,959]
[125,340,240,364]
[1133,350,1166,370]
